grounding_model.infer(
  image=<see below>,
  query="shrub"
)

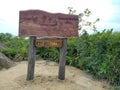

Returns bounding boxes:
[0,35,29,60]
[36,47,59,62]
[1,31,120,86]
[74,30,120,85]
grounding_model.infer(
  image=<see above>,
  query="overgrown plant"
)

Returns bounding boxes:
[68,7,100,33]
[0,33,29,60]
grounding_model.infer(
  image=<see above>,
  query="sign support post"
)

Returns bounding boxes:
[19,10,78,81]
[58,38,67,80]
[27,36,36,80]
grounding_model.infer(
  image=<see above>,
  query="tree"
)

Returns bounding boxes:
[68,7,100,34]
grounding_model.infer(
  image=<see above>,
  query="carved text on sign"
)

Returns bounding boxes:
[35,39,63,48]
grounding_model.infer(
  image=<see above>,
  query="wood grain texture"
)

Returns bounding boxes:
[19,10,78,38]
[27,36,36,80]
[58,38,67,80]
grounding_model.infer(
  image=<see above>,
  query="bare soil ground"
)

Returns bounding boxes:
[0,59,111,90]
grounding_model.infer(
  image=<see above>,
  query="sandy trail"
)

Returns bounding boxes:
[0,60,110,90]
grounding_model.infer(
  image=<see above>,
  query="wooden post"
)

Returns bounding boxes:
[27,36,36,80]
[58,38,67,80]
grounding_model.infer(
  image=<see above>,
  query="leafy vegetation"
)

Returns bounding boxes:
[0,30,120,87]
[36,47,59,62]
[68,7,100,32]
[0,9,120,89]
[75,30,120,86]
[0,33,29,60]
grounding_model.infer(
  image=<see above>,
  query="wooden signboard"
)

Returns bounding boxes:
[19,10,78,38]
[19,10,78,81]
[35,39,62,48]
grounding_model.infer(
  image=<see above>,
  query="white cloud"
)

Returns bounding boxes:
[0,0,118,35]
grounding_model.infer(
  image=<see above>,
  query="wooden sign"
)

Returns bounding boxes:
[19,10,78,38]
[35,39,62,48]
[20,10,78,81]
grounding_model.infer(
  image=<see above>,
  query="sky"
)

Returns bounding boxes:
[0,0,120,36]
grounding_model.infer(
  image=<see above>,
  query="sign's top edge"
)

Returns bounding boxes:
[19,9,78,17]
[19,35,78,38]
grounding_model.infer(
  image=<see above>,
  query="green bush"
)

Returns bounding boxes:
[0,33,13,43]
[73,30,120,86]
[0,33,29,60]
[35,30,120,86]
[36,47,59,62]
[1,31,120,86]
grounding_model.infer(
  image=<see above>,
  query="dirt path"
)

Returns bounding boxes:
[0,60,110,90]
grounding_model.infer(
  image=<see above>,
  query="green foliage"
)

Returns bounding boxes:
[0,33,29,60]
[36,47,59,62]
[1,31,120,86]
[113,86,120,90]
[36,30,120,86]
[74,30,120,86]
[1,48,17,59]
[0,33,13,43]
[68,7,100,32]
[66,38,78,65]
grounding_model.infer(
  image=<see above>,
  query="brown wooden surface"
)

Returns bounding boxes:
[19,10,78,38]
[35,39,62,48]
[58,38,67,80]
[27,36,36,80]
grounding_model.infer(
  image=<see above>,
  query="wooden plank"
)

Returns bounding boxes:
[58,38,67,80]
[27,36,36,80]
[36,37,64,40]
[35,39,63,48]
[19,10,78,38]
